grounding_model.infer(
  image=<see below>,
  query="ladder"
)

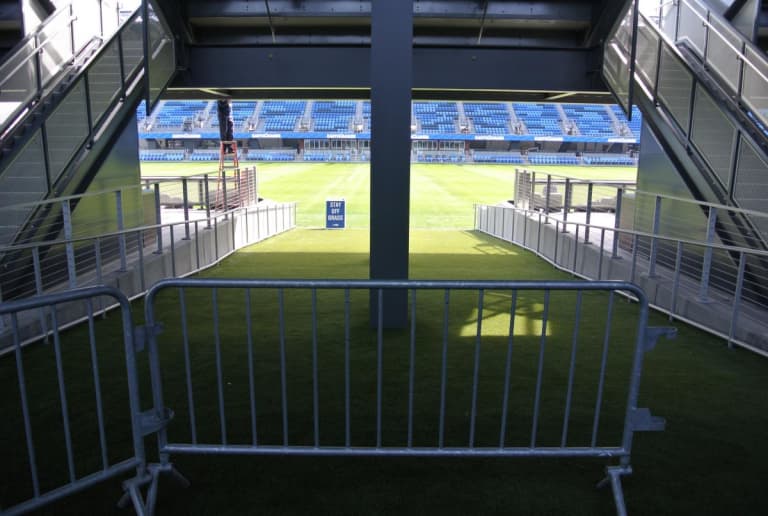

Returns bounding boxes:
[216,140,239,210]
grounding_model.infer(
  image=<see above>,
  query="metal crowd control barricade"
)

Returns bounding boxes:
[0,286,155,516]
[141,278,675,516]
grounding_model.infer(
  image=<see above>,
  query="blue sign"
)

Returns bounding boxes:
[326,199,346,229]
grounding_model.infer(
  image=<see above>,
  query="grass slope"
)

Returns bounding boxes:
[2,229,766,516]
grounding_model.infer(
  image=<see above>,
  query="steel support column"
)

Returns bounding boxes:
[369,0,412,328]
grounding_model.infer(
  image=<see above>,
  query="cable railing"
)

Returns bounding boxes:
[511,167,768,315]
[0,0,119,141]
[476,200,768,356]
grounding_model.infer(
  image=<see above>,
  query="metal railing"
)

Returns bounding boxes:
[138,278,674,516]
[475,201,768,356]
[0,0,119,140]
[644,0,768,127]
[0,186,296,347]
[607,0,768,222]
[0,286,151,516]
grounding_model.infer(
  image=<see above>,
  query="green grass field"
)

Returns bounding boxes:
[141,161,638,228]
[2,162,766,515]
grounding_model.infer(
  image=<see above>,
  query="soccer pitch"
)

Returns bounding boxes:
[141,161,638,228]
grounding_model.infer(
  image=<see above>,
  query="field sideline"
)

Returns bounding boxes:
[141,162,637,228]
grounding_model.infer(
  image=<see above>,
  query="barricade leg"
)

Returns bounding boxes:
[597,465,632,516]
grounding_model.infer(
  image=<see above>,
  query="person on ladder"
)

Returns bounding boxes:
[216,96,234,154]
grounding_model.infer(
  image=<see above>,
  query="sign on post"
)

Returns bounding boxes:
[326,199,346,229]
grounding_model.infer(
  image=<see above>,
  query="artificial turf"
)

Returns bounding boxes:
[2,229,767,515]
[2,162,765,514]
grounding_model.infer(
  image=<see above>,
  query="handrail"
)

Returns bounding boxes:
[0,16,80,91]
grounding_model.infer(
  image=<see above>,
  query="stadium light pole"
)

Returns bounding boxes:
[369,0,413,328]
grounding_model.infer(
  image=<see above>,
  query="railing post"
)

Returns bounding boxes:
[62,199,77,289]
[544,174,552,219]
[648,195,662,277]
[728,251,746,348]
[31,247,49,340]
[182,177,190,239]
[562,178,571,231]
[115,190,127,271]
[69,3,76,61]
[585,182,594,244]
[204,174,212,228]
[83,72,95,145]
[698,206,717,301]
[34,34,43,100]
[530,171,536,211]
[613,187,623,258]
[154,183,163,253]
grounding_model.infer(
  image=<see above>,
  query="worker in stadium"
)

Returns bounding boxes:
[216,96,234,154]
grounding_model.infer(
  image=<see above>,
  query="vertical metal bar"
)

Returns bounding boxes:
[170,225,176,277]
[116,191,127,271]
[648,196,662,277]
[522,206,528,247]
[214,217,219,262]
[536,212,542,254]
[85,299,109,470]
[728,252,747,348]
[204,174,212,227]
[11,314,40,496]
[278,289,289,446]
[62,200,77,289]
[469,289,484,448]
[498,290,518,448]
[245,289,258,445]
[562,178,571,228]
[179,289,197,444]
[591,292,615,447]
[34,34,43,99]
[545,174,552,216]
[438,289,450,448]
[572,225,580,273]
[585,183,594,244]
[137,232,145,292]
[408,289,417,448]
[630,234,639,284]
[613,188,623,259]
[561,291,583,447]
[344,288,351,447]
[530,290,550,448]
[312,289,320,447]
[698,206,717,300]
[51,309,76,482]
[598,229,606,280]
[31,247,49,339]
[154,183,163,253]
[212,289,227,444]
[554,220,560,265]
[222,175,229,220]
[94,238,105,316]
[376,288,384,448]
[671,241,684,318]
[182,178,190,239]
[194,221,201,270]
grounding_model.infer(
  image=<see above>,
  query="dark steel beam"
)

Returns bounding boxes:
[184,0,592,23]
[173,45,604,92]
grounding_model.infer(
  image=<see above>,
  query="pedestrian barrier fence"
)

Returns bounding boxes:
[0,286,155,516]
[0,279,674,515]
[139,278,675,516]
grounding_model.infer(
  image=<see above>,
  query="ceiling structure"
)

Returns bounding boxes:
[153,0,632,102]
